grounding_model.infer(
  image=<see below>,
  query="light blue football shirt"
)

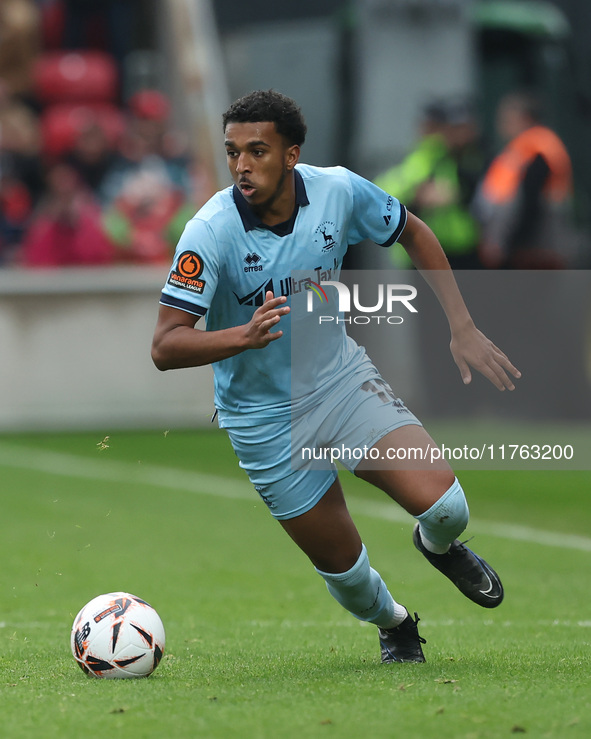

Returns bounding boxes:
[160,163,407,427]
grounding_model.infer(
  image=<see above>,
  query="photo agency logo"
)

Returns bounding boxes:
[306,280,418,325]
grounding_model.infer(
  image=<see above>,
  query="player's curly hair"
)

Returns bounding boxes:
[222,90,307,146]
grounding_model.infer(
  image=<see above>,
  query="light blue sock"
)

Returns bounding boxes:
[416,477,469,553]
[315,545,406,629]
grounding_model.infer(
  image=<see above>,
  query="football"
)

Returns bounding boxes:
[71,592,165,678]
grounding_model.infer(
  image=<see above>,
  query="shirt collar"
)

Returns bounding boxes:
[232,169,309,236]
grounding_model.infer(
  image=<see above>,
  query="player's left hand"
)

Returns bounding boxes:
[450,323,521,391]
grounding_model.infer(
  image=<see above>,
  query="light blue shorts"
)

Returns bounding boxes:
[225,363,421,520]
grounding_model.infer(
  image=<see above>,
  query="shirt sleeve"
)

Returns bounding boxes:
[159,217,220,317]
[345,169,407,246]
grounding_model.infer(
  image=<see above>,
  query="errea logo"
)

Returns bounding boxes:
[244,252,263,272]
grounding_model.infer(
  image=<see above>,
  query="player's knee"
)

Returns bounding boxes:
[311,546,363,575]
[415,477,469,547]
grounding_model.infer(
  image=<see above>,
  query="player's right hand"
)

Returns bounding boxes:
[244,291,290,349]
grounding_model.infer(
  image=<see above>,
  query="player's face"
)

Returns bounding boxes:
[224,121,299,218]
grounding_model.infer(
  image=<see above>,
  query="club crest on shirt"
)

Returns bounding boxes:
[314,221,339,251]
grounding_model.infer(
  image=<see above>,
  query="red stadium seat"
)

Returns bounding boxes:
[33,51,118,104]
[40,103,125,157]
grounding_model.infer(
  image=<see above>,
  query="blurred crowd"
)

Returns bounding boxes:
[374,90,578,270]
[0,0,214,269]
[1,1,579,271]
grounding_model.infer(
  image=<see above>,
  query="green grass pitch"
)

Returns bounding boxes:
[1,429,590,738]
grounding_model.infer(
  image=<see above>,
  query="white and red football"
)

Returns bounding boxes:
[71,592,165,678]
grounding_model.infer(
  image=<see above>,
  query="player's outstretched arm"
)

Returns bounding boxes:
[399,211,521,391]
[151,291,289,371]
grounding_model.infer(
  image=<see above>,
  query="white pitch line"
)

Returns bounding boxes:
[345,497,591,552]
[0,441,253,500]
[1,441,590,553]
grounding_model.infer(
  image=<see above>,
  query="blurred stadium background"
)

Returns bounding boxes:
[1,0,591,432]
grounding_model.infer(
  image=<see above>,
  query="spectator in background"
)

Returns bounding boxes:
[0,85,44,262]
[473,92,574,269]
[0,175,32,264]
[64,121,118,196]
[103,167,194,265]
[0,95,45,203]
[19,161,115,267]
[100,90,194,205]
[99,89,197,263]
[374,98,485,270]
[0,0,41,104]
